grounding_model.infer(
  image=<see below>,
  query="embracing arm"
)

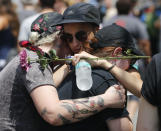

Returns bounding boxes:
[106,64,142,97]
[136,96,159,131]
[53,64,70,87]
[30,84,125,126]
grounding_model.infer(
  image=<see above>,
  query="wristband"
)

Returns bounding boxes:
[107,63,116,72]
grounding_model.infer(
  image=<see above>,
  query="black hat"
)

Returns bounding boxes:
[92,24,143,56]
[57,2,100,26]
[31,12,62,39]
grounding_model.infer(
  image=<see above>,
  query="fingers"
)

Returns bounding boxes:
[112,84,126,107]
[119,85,125,95]
[72,55,80,66]
[113,84,125,94]
[113,84,121,90]
[118,90,126,107]
[72,51,90,65]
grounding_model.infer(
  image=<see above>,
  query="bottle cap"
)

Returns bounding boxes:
[76,60,91,69]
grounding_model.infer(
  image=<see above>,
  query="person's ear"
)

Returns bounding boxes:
[112,47,122,56]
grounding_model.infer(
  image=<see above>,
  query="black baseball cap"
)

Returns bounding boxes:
[92,24,143,56]
[57,2,100,26]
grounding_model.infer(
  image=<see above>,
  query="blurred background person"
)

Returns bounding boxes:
[155,15,161,53]
[54,0,69,14]
[126,0,141,17]
[64,0,87,6]
[5,0,38,64]
[17,0,38,24]
[87,0,99,6]
[140,1,160,56]
[11,0,23,13]
[103,0,151,59]
[0,0,19,71]
[102,0,117,23]
[103,0,152,79]
[18,0,56,42]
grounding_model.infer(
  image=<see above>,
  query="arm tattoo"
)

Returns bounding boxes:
[117,90,124,103]
[58,113,71,124]
[97,96,104,107]
[61,104,77,113]
[60,96,104,121]
[61,102,86,120]
[41,108,47,116]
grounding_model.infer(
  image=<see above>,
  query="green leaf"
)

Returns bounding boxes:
[39,58,48,70]
[37,50,44,59]
[27,57,30,64]
[125,49,133,56]
[49,49,57,60]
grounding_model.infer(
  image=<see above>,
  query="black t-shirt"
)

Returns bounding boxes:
[141,53,161,128]
[55,68,128,131]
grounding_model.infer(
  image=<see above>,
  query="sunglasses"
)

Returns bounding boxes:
[60,31,88,43]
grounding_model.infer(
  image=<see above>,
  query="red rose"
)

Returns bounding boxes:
[19,41,32,47]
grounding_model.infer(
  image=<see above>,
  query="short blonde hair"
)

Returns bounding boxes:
[29,31,60,46]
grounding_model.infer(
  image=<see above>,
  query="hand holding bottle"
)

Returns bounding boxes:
[73,51,107,67]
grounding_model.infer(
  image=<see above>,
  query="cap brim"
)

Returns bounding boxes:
[56,19,87,25]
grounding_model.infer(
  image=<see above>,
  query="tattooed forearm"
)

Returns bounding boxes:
[73,97,90,103]
[60,96,104,121]
[61,102,97,120]
[73,99,95,108]
[41,108,47,116]
[97,96,104,107]
[61,104,77,113]
[39,96,106,126]
[58,114,71,124]
[77,108,98,114]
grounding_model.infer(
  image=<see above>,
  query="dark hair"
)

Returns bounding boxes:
[116,0,132,15]
[40,0,56,8]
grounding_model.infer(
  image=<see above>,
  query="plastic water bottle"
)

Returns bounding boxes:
[75,59,93,91]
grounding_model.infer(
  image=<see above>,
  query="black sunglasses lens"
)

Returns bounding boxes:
[61,33,73,43]
[75,31,87,42]
[61,31,88,43]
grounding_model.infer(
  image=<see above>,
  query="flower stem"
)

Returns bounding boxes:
[28,55,150,62]
[53,55,150,61]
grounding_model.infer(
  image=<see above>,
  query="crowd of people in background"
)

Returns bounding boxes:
[0,0,161,130]
[1,0,161,68]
